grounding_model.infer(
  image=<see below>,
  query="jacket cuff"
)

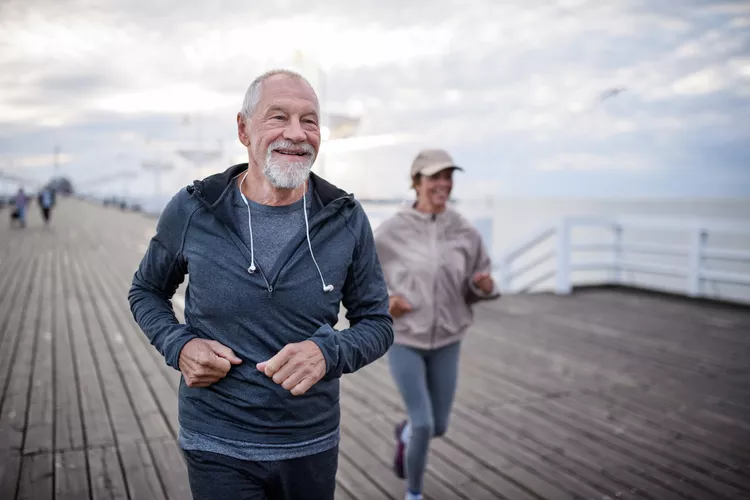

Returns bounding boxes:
[309,324,341,379]
[164,327,199,371]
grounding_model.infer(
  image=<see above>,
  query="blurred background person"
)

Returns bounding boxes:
[11,187,28,228]
[37,186,55,225]
[374,149,500,500]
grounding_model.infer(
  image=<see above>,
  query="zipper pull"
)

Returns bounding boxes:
[267,286,273,298]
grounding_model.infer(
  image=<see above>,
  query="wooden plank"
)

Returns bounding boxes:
[54,250,86,452]
[69,255,143,447]
[482,398,698,500]
[0,244,28,346]
[0,245,34,410]
[418,331,748,499]
[0,258,41,452]
[75,250,172,442]
[346,366,586,500]
[340,403,509,500]
[149,440,191,500]
[61,250,115,449]
[68,252,169,498]
[16,452,54,500]
[25,252,55,455]
[581,387,750,463]
[55,450,90,500]
[84,245,180,437]
[4,198,750,500]
[333,479,356,500]
[570,391,750,485]
[120,442,167,500]
[521,398,744,500]
[338,425,420,497]
[335,450,395,500]
[0,450,21,500]
[543,292,750,374]
[88,446,129,500]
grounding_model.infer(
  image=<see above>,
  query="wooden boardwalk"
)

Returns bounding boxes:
[1,197,749,500]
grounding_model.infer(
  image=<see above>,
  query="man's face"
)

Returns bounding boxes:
[237,75,321,189]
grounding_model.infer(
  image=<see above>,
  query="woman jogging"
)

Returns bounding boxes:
[374,148,501,500]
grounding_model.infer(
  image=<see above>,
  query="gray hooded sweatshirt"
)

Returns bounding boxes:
[128,164,393,447]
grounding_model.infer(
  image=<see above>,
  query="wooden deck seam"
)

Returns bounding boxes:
[67,253,133,500]
[17,254,49,497]
[58,249,94,499]
[74,252,172,500]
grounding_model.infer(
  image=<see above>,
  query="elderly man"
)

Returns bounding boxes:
[128,69,393,500]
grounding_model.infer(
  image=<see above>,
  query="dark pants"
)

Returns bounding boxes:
[183,446,339,500]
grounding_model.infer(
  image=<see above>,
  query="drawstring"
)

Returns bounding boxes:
[303,189,334,293]
[238,171,333,293]
[238,171,256,274]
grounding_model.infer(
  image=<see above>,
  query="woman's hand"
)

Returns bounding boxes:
[472,272,495,295]
[388,295,413,319]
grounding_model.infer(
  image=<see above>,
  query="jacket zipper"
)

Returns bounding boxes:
[429,213,439,349]
[267,194,352,293]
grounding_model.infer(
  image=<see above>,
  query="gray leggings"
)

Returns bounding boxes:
[388,341,461,494]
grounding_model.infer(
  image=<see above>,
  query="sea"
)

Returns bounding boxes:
[126,193,750,305]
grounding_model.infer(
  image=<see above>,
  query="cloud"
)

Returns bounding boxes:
[0,153,73,169]
[0,0,748,198]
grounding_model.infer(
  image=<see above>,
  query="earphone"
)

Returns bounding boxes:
[238,171,333,293]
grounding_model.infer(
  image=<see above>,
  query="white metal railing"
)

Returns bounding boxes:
[496,215,750,303]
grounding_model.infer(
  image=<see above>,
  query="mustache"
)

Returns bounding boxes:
[267,139,315,156]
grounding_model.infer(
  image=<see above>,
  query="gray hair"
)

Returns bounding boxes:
[239,69,317,119]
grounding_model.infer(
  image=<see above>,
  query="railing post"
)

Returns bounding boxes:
[497,257,511,293]
[555,219,572,295]
[613,223,623,284]
[688,227,707,297]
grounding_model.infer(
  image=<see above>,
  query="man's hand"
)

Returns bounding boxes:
[388,295,413,319]
[256,340,326,396]
[179,339,242,388]
[472,272,495,295]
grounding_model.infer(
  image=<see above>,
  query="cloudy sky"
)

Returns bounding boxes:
[0,0,749,200]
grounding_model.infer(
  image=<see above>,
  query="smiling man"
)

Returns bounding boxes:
[128,69,393,500]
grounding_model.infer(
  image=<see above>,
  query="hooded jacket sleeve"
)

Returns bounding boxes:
[466,230,501,305]
[310,203,394,379]
[128,190,199,370]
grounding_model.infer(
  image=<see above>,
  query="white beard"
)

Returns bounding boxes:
[262,139,316,189]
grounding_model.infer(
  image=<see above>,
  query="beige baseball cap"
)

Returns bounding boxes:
[410,149,464,178]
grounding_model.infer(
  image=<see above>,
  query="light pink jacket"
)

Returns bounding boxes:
[374,206,500,350]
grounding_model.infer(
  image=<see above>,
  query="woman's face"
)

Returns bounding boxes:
[415,168,454,209]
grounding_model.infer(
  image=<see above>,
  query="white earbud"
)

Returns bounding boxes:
[323,284,334,292]
[247,264,256,274]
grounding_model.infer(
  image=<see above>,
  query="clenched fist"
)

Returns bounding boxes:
[388,295,413,319]
[472,272,495,295]
[256,340,326,396]
[179,338,242,388]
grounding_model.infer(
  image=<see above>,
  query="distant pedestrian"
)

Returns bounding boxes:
[38,187,55,225]
[11,188,28,228]
[374,149,501,500]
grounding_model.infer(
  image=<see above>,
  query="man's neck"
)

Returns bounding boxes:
[239,164,306,206]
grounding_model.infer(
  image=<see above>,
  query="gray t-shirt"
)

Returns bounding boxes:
[230,180,313,275]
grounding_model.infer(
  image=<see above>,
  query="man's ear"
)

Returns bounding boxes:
[237,113,250,146]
